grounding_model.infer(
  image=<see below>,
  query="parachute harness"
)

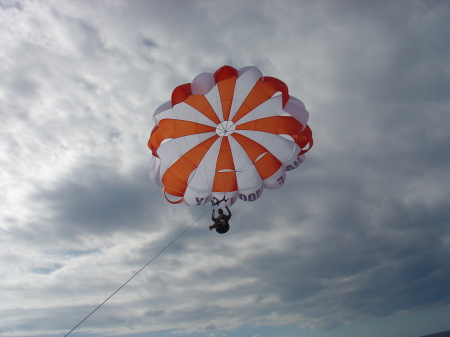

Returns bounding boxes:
[211,196,229,209]
[63,206,213,337]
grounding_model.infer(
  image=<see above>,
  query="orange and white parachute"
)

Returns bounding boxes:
[148,66,313,207]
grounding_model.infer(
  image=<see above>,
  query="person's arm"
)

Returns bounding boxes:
[212,210,216,221]
[225,206,232,219]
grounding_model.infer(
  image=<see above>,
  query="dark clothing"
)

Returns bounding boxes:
[213,213,230,234]
[213,213,230,225]
[215,222,230,234]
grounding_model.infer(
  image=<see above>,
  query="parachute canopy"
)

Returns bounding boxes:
[148,65,313,207]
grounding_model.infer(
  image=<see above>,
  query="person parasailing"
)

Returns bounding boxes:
[210,206,232,234]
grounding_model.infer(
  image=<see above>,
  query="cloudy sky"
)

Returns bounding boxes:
[1,1,450,337]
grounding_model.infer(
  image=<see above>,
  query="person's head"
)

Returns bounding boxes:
[218,208,223,214]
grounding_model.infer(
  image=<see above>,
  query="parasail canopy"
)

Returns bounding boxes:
[148,65,313,207]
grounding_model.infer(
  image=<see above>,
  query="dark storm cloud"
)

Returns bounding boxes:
[0,0,21,10]
[28,157,166,239]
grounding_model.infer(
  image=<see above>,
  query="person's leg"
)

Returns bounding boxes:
[210,221,220,230]
[210,220,225,231]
